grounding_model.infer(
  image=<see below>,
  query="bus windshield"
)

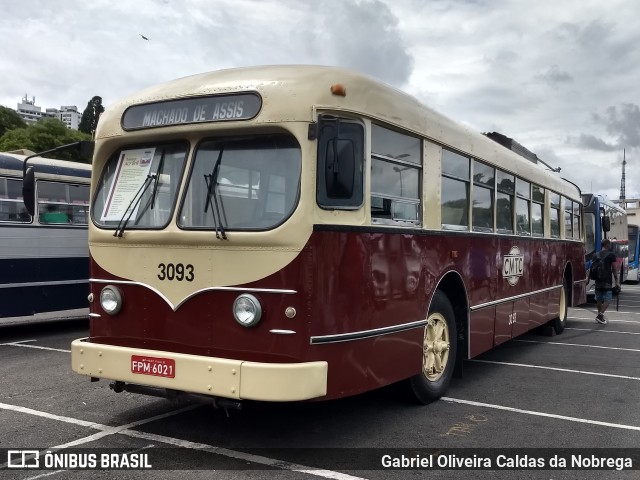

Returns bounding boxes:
[178,134,301,230]
[93,143,188,230]
[584,212,596,257]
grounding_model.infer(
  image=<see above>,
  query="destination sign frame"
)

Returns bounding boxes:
[121,93,262,130]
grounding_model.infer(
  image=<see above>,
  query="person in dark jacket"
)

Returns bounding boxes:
[594,239,620,325]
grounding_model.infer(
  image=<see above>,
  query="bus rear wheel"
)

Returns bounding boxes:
[551,278,569,334]
[408,290,457,404]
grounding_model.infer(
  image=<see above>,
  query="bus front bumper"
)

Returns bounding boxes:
[71,338,328,402]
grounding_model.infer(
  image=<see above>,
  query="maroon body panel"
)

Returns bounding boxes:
[89,227,586,400]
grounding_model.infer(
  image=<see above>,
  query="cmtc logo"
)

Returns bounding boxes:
[502,246,524,286]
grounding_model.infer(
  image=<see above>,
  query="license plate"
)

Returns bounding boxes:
[131,355,175,378]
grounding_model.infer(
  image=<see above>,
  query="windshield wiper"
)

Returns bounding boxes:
[150,149,166,210]
[134,149,166,220]
[113,174,155,237]
[203,148,227,240]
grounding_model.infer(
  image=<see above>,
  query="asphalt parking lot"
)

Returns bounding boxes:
[1,285,639,480]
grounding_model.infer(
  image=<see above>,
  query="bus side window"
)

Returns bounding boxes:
[441,149,470,230]
[36,181,89,225]
[572,200,581,240]
[316,116,364,210]
[564,198,574,239]
[549,192,561,238]
[516,178,531,235]
[496,170,514,234]
[0,177,32,223]
[472,160,494,232]
[370,124,421,226]
[532,185,545,236]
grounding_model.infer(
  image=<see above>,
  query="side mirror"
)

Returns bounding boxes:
[315,116,364,209]
[78,140,95,158]
[23,166,35,216]
[325,138,355,199]
[602,216,611,232]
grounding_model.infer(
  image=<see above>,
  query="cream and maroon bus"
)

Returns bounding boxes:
[71,65,586,406]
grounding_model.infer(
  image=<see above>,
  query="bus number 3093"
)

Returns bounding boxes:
[157,263,195,281]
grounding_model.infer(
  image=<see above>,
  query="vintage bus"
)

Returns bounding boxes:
[627,224,639,283]
[71,66,586,405]
[582,194,628,297]
[1,149,91,325]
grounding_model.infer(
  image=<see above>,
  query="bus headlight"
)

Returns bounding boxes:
[233,294,262,327]
[100,285,123,315]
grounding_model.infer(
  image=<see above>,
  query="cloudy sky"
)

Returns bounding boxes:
[2,0,639,200]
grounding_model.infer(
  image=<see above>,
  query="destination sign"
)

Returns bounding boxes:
[121,93,262,130]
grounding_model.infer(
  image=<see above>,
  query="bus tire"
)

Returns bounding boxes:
[408,290,457,404]
[552,278,569,334]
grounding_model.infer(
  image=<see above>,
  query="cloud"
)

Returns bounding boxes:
[2,0,640,199]
[594,103,640,148]
[567,133,617,151]
[535,65,573,87]
[296,0,414,87]
[569,103,640,153]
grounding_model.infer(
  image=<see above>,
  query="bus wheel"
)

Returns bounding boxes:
[409,290,458,404]
[552,279,569,334]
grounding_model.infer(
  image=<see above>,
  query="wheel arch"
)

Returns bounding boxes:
[431,270,469,361]
[564,261,574,306]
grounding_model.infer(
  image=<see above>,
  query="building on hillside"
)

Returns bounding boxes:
[59,105,81,129]
[47,105,81,129]
[14,95,80,129]
[16,95,50,124]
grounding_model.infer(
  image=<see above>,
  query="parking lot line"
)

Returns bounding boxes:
[122,429,366,480]
[23,470,64,480]
[0,401,365,480]
[573,309,640,317]
[0,341,70,353]
[570,316,640,324]
[515,339,640,353]
[471,359,640,381]
[566,326,640,335]
[0,401,98,428]
[442,397,640,432]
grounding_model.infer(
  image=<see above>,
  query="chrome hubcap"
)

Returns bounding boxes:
[423,313,450,381]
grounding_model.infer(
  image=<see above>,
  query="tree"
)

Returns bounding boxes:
[79,96,105,135]
[0,118,92,163]
[0,105,27,137]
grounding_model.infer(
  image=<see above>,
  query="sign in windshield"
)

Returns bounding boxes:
[122,93,262,130]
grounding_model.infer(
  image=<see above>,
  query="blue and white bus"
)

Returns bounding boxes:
[582,193,628,297]
[0,149,91,325]
[627,224,640,283]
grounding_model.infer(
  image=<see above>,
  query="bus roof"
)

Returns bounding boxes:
[0,152,91,179]
[582,193,626,214]
[97,64,580,200]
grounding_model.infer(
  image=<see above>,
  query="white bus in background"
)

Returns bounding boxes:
[0,147,91,325]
